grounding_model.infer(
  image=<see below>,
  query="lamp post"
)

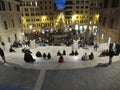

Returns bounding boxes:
[21,32,25,40]
[29,25,32,40]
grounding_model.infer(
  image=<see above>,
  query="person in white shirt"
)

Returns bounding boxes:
[82,53,89,60]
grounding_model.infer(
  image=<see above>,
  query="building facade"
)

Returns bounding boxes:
[64,0,90,29]
[63,0,100,33]
[0,0,23,44]
[99,0,120,43]
[20,0,57,35]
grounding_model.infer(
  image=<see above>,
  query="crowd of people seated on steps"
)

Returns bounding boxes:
[82,52,94,60]
[35,51,51,59]
[99,49,109,57]
[57,50,66,56]
[69,50,78,56]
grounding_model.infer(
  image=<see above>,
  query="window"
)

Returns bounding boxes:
[24,8,28,12]
[80,20,83,23]
[49,1,51,4]
[81,6,84,9]
[76,11,79,14]
[8,2,11,11]
[40,7,42,9]
[16,5,20,11]
[76,6,79,9]
[30,8,34,12]
[112,0,119,7]
[76,0,79,3]
[104,0,108,8]
[31,13,34,16]
[25,13,29,16]
[85,6,88,9]
[0,1,5,11]
[86,0,89,4]
[85,10,88,13]
[36,19,39,21]
[26,19,30,22]
[40,1,42,4]
[80,11,83,14]
[4,21,8,30]
[81,0,84,4]
[45,6,47,10]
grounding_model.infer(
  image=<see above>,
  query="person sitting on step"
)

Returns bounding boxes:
[62,50,66,55]
[58,55,64,63]
[89,52,94,60]
[82,53,89,61]
[24,50,35,63]
[74,50,78,56]
[47,52,51,59]
[43,53,47,59]
[57,50,61,56]
[36,51,42,57]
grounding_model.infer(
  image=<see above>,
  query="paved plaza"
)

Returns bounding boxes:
[0,43,120,90]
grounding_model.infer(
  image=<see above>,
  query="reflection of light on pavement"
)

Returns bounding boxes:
[73,56,81,62]
[33,55,43,62]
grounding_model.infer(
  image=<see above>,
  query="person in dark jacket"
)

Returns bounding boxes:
[36,51,42,57]
[108,49,115,65]
[89,52,94,60]
[47,52,51,59]
[0,47,6,63]
[24,50,35,63]
[57,50,61,56]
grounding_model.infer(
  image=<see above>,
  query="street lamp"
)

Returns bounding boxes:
[21,32,25,40]
[29,25,32,40]
[75,24,78,35]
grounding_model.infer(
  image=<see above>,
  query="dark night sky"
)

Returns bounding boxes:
[54,0,66,10]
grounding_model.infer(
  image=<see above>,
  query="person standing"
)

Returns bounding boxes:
[94,43,98,51]
[0,47,6,63]
[109,42,113,51]
[108,49,115,65]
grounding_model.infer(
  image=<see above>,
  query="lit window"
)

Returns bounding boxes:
[35,2,38,6]
[30,2,32,6]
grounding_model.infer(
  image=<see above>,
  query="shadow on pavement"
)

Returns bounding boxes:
[0,61,4,65]
[95,63,109,67]
[0,62,22,71]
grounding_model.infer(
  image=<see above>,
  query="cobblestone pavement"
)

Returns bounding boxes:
[41,61,120,90]
[0,64,40,90]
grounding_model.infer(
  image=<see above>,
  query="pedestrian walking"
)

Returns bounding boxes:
[0,47,6,63]
[108,49,115,65]
[94,43,98,51]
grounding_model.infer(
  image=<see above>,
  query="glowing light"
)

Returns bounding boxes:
[35,2,38,6]
[72,15,77,20]
[29,25,32,29]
